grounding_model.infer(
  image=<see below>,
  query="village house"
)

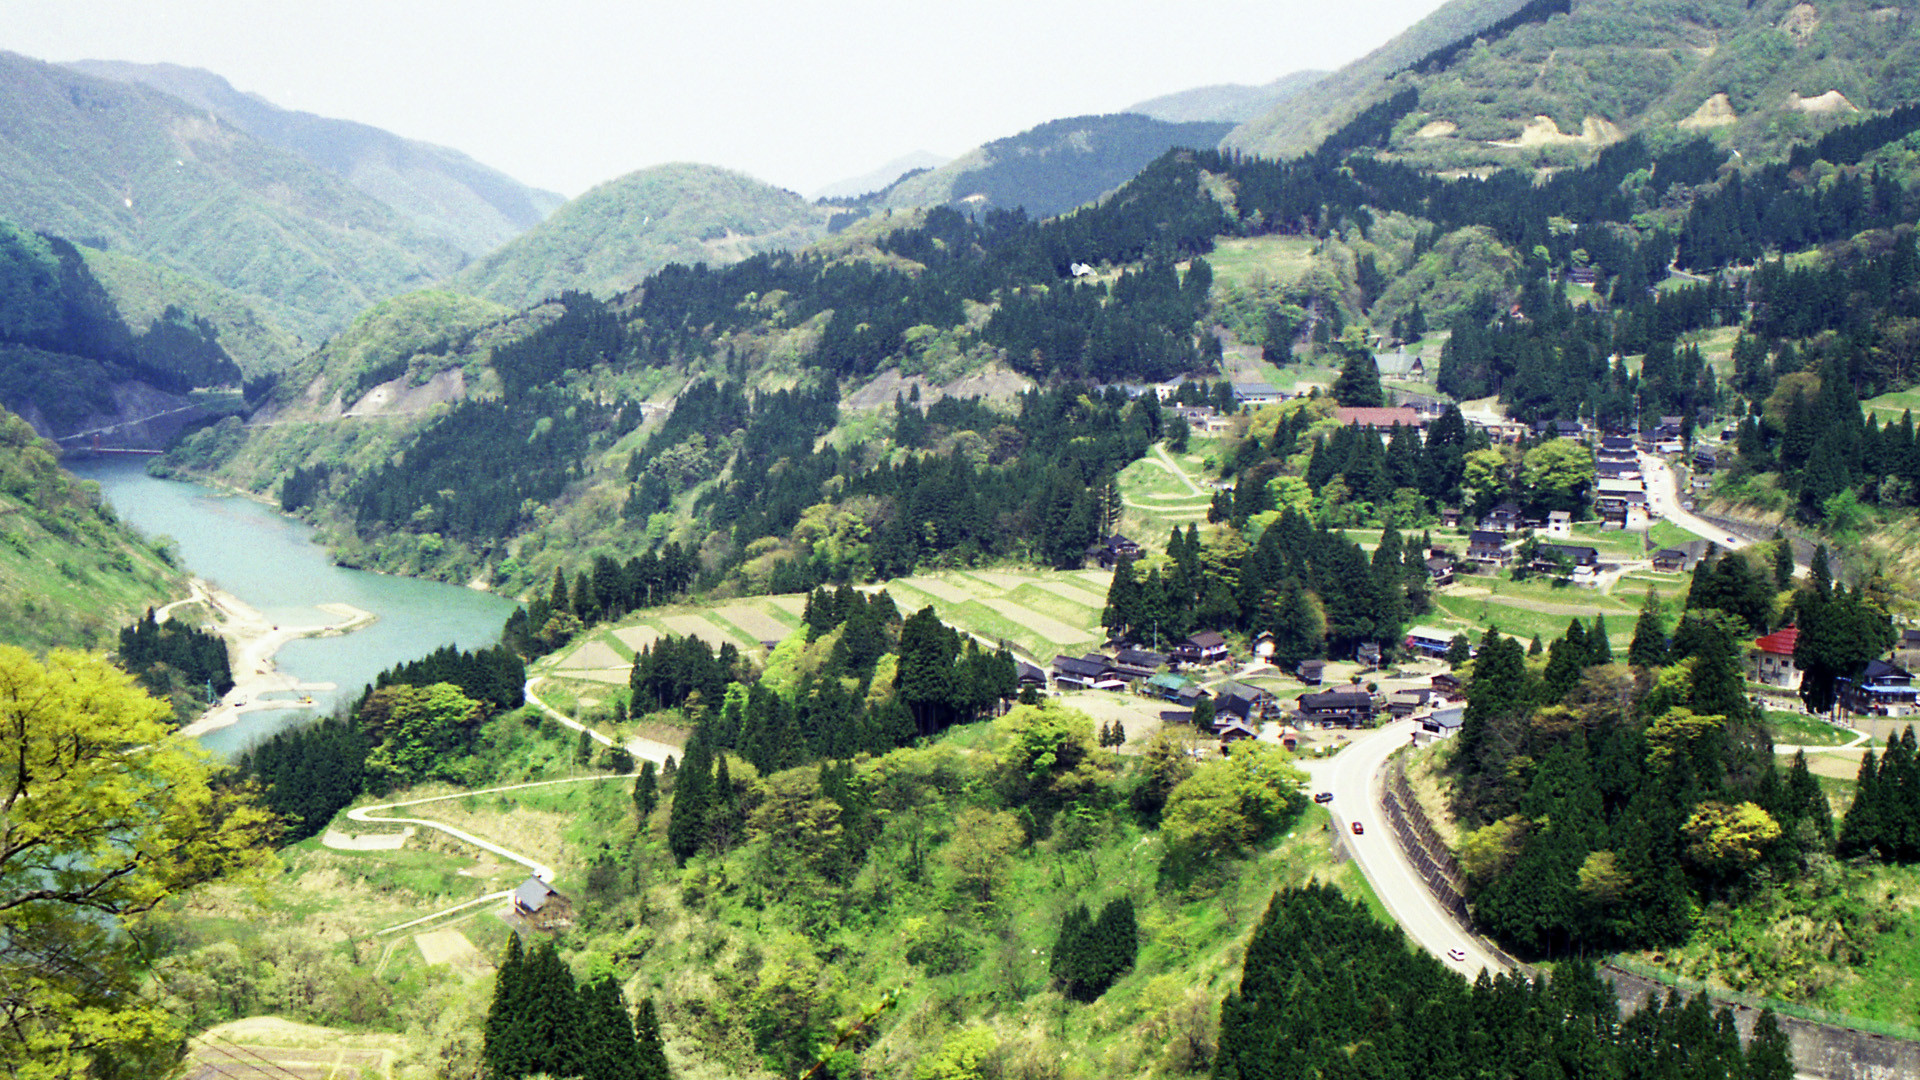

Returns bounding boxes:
[1113,647,1167,676]
[1532,543,1600,571]
[1374,351,1426,381]
[1214,681,1275,724]
[1388,688,1432,718]
[1232,382,1282,408]
[1086,534,1141,569]
[1749,627,1801,691]
[1425,556,1455,587]
[1335,407,1425,432]
[1403,626,1456,658]
[1467,529,1513,567]
[1481,502,1525,532]
[1173,630,1231,666]
[1422,705,1466,739]
[1546,510,1572,538]
[1430,672,1464,701]
[1296,658,1327,685]
[1296,689,1375,729]
[512,877,573,932]
[1838,659,1920,717]
[1052,654,1120,691]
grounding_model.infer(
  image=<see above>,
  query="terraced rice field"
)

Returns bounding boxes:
[535,567,1115,696]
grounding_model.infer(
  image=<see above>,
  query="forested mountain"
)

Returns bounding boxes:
[1227,0,1920,171]
[0,51,465,343]
[69,60,565,258]
[451,164,835,310]
[1123,69,1327,124]
[0,215,261,445]
[869,113,1237,218]
[0,409,185,650]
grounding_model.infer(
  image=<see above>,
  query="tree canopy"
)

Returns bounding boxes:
[0,646,275,1075]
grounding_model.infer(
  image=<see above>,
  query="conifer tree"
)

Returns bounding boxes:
[1587,615,1612,666]
[634,760,658,823]
[667,737,711,866]
[633,999,672,1080]
[577,974,640,1080]
[482,934,533,1080]
[1629,589,1667,669]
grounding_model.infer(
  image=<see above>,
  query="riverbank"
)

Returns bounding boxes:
[177,579,376,739]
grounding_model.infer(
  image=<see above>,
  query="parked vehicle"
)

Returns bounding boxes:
[1351,821,1364,835]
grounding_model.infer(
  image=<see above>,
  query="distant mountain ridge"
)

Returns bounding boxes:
[451,163,834,310]
[0,51,465,343]
[874,113,1236,218]
[1124,70,1327,123]
[68,60,564,259]
[811,151,952,201]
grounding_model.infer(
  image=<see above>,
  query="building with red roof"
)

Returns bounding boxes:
[1750,627,1801,690]
[1335,407,1424,430]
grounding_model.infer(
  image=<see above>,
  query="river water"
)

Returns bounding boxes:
[66,456,516,756]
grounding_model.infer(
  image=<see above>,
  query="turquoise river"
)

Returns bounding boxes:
[66,456,516,756]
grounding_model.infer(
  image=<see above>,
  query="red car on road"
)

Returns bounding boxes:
[1350,821,1364,835]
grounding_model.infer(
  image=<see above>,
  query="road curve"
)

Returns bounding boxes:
[1638,454,1748,548]
[347,774,634,882]
[1301,719,1509,980]
[523,678,679,766]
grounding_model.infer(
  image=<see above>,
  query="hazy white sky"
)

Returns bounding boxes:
[2,0,1451,198]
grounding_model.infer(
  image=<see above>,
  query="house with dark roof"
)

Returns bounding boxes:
[1297,689,1375,728]
[1838,659,1920,716]
[1087,534,1142,569]
[1232,382,1282,407]
[1114,647,1168,671]
[1216,719,1261,745]
[1051,654,1117,690]
[513,877,573,931]
[1425,556,1454,587]
[1467,530,1512,567]
[1173,631,1231,666]
[1388,688,1432,718]
[1214,681,1274,724]
[1482,502,1525,532]
[1749,627,1801,690]
[1533,543,1600,569]
[1422,705,1466,738]
[1430,672,1464,700]
[1016,661,1048,690]
[1296,659,1327,685]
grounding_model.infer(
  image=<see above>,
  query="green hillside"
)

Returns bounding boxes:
[0,216,271,445]
[1227,0,1920,170]
[451,163,834,310]
[0,409,185,650]
[874,113,1237,218]
[68,60,565,258]
[0,51,465,343]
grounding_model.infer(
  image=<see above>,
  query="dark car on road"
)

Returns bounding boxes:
[1313,792,1334,803]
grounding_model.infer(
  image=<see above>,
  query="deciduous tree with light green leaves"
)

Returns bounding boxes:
[1160,740,1308,871]
[0,646,276,1078]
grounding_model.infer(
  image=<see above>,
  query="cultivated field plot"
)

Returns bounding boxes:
[659,613,751,652]
[556,640,626,670]
[715,603,800,643]
[415,926,490,976]
[537,570,1113,693]
[197,1015,404,1080]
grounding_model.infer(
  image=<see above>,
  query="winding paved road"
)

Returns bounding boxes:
[1300,719,1510,980]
